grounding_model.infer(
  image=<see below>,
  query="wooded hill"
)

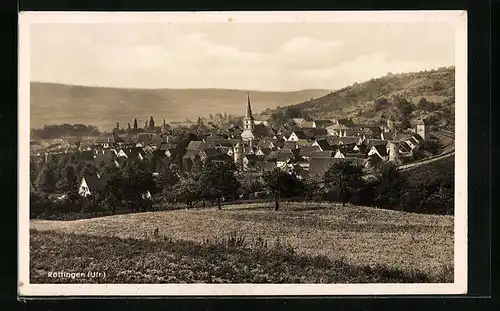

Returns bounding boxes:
[262,66,455,131]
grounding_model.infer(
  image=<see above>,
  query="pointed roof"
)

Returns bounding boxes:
[245,92,254,120]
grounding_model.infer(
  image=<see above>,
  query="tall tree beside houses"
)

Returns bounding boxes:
[56,165,78,192]
[262,168,302,211]
[156,162,180,193]
[99,169,124,215]
[149,116,155,131]
[198,160,240,210]
[323,161,364,206]
[79,163,99,179]
[121,163,155,212]
[171,175,201,208]
[36,166,56,193]
[373,162,407,209]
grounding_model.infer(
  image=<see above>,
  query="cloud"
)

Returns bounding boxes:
[281,37,343,54]
[270,37,345,70]
[30,23,455,91]
[294,52,450,89]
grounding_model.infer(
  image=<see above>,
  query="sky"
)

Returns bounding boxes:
[30,21,455,91]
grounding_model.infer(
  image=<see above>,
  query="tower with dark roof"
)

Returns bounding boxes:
[416,118,430,141]
[241,92,255,142]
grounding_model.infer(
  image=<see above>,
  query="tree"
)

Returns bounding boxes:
[267,111,285,129]
[302,176,321,201]
[171,175,200,208]
[133,118,138,130]
[156,163,180,193]
[373,162,407,209]
[394,97,414,120]
[373,97,388,111]
[283,107,302,120]
[99,171,123,214]
[262,168,301,210]
[417,97,429,110]
[149,116,155,131]
[56,165,78,192]
[323,162,363,206]
[122,163,155,212]
[432,81,444,91]
[198,160,240,210]
[79,163,98,179]
[238,173,265,199]
[36,166,56,193]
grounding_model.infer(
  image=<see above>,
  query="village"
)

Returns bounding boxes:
[29,93,439,204]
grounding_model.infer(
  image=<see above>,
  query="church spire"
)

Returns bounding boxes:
[246,92,253,120]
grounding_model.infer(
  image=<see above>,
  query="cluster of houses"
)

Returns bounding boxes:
[30,93,431,198]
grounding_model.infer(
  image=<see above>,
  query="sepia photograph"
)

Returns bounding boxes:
[18,11,467,296]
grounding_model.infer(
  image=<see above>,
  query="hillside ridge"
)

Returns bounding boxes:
[265,66,455,130]
[30,82,331,131]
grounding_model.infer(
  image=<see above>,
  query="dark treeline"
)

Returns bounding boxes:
[31,124,101,139]
[30,146,454,220]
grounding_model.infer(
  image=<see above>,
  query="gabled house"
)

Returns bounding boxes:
[283,141,298,150]
[288,131,308,141]
[199,148,222,162]
[253,123,275,138]
[116,147,146,161]
[312,139,334,151]
[78,174,101,197]
[141,190,152,200]
[364,139,389,150]
[296,139,311,147]
[365,154,384,169]
[405,135,422,150]
[186,140,206,151]
[158,142,179,158]
[309,157,366,177]
[367,145,389,161]
[339,137,361,145]
[276,149,296,169]
[399,141,412,153]
[312,120,334,129]
[311,150,335,158]
[303,128,328,140]
[326,123,351,137]
[255,147,271,157]
[298,145,321,160]
[257,139,277,150]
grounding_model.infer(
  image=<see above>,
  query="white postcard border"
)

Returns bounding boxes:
[18,10,468,297]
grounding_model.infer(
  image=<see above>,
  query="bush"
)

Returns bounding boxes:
[30,192,52,217]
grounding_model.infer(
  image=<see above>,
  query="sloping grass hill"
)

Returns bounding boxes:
[30,202,453,283]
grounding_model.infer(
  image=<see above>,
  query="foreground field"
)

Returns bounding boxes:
[30,202,454,283]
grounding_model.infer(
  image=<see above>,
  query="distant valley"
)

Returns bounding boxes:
[29,82,331,131]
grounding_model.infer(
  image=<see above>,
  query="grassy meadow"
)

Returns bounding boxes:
[30,202,454,284]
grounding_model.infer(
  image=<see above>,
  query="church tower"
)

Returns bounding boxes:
[388,140,401,164]
[234,142,244,166]
[241,93,255,142]
[416,118,430,141]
